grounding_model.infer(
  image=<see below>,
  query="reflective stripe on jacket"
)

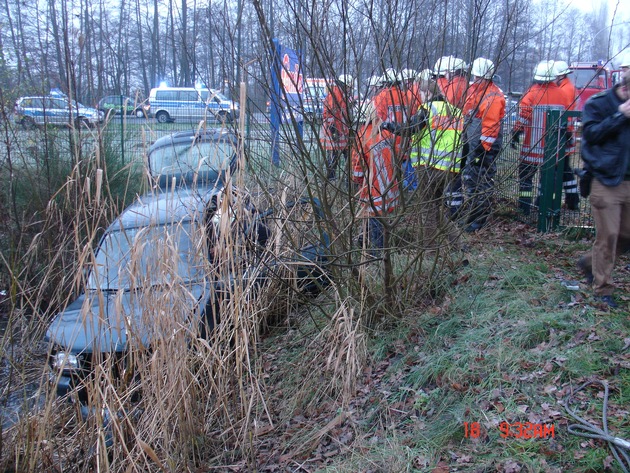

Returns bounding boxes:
[410,101,464,172]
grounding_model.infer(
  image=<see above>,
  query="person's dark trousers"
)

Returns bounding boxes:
[326,149,346,180]
[518,161,538,215]
[368,216,384,250]
[463,151,497,228]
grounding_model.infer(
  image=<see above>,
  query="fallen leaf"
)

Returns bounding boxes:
[504,459,522,473]
[432,460,450,473]
[457,454,472,464]
[603,455,614,469]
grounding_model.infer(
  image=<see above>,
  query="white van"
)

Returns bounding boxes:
[148,87,239,123]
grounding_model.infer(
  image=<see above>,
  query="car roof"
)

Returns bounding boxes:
[147,128,238,190]
[149,129,237,152]
[111,185,220,232]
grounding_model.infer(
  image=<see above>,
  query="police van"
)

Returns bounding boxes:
[148,87,239,123]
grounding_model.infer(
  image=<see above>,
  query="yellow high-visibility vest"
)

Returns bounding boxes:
[410,101,464,173]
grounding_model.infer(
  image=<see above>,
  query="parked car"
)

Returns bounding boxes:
[45,129,329,401]
[98,95,149,118]
[14,96,104,128]
[148,87,239,123]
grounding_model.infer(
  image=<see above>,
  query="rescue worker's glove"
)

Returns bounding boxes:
[381,122,401,134]
[472,143,492,167]
[407,111,428,134]
[510,130,523,149]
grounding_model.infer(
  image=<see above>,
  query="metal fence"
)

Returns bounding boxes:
[6,104,590,234]
[497,109,590,233]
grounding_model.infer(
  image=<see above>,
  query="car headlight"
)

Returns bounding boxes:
[52,352,81,372]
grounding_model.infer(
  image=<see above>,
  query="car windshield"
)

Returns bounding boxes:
[87,222,206,290]
[149,139,234,177]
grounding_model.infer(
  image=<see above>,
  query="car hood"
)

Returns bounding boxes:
[45,283,207,354]
[78,106,99,116]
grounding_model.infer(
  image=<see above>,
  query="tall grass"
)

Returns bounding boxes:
[1,78,472,471]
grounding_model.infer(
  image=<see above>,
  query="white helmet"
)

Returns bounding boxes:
[533,60,557,82]
[366,75,381,88]
[399,68,417,82]
[450,57,468,72]
[379,68,399,86]
[416,69,433,82]
[433,56,454,76]
[470,57,495,80]
[337,74,354,88]
[619,55,630,69]
[553,60,572,77]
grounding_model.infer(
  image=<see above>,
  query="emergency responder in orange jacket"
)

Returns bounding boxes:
[433,56,469,109]
[320,74,354,180]
[510,60,572,215]
[461,57,506,232]
[554,60,580,210]
[373,69,408,123]
[352,102,400,250]
[373,69,411,187]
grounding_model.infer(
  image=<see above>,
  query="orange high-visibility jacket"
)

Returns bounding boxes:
[373,86,407,123]
[320,85,351,151]
[558,77,578,110]
[438,76,468,109]
[352,124,400,216]
[511,82,571,164]
[463,81,506,153]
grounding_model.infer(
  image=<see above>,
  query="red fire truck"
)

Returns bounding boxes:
[569,61,614,110]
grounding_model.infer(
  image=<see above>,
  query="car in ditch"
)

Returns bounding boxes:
[44,128,329,402]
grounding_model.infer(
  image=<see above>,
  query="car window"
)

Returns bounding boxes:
[149,139,235,177]
[179,90,200,102]
[49,98,67,109]
[87,222,207,290]
[23,98,43,108]
[156,90,177,101]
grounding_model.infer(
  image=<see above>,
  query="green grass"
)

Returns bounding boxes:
[256,221,630,472]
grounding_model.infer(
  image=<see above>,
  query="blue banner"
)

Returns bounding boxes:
[270,40,303,166]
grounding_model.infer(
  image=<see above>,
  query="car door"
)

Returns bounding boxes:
[21,98,44,124]
[48,98,69,125]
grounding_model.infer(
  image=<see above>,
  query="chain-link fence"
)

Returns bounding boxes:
[4,101,591,234]
[498,109,591,234]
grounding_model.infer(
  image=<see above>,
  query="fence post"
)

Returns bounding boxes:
[537,110,566,232]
